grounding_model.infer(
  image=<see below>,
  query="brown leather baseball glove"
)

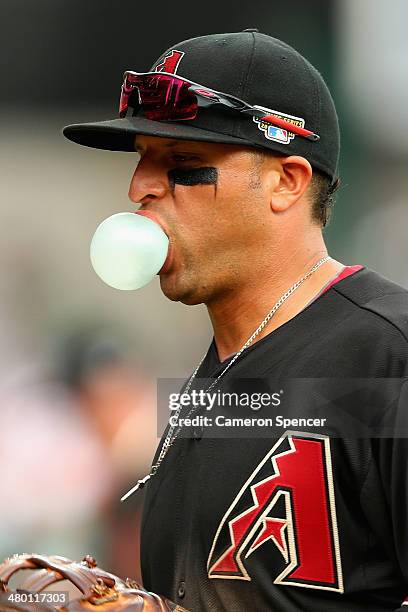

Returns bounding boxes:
[0,554,188,611]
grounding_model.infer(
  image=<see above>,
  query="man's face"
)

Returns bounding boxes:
[128,135,276,305]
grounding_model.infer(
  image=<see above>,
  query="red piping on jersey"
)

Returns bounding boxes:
[317,265,364,299]
[218,265,364,364]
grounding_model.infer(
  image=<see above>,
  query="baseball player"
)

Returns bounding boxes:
[64,31,408,612]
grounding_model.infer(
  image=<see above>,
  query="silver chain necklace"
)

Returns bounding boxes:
[121,255,330,501]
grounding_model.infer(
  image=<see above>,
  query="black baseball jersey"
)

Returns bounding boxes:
[141,267,408,611]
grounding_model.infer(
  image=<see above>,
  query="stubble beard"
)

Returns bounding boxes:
[159,271,210,305]
[159,247,206,305]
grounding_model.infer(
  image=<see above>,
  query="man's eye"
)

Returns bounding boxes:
[172,154,199,163]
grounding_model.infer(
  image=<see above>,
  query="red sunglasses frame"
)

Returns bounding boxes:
[119,71,320,142]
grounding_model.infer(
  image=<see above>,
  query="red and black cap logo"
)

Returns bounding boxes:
[154,50,185,74]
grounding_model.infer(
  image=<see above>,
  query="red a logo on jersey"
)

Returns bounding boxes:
[154,50,184,74]
[207,432,343,593]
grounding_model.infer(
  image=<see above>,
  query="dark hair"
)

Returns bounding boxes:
[250,149,340,228]
[309,170,340,228]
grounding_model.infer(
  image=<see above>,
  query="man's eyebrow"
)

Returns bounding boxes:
[164,140,192,148]
[135,139,199,151]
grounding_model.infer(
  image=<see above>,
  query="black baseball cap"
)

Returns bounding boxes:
[63,30,340,180]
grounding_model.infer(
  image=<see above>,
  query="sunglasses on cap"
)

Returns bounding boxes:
[119,71,320,142]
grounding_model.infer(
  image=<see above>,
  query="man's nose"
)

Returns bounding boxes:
[128,157,168,204]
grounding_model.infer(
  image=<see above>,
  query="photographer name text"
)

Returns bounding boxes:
[169,414,327,428]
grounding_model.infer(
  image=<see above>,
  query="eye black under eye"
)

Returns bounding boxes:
[168,167,218,187]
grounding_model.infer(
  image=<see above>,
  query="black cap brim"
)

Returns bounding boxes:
[63,116,256,152]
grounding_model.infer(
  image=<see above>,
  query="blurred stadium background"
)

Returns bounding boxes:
[1,0,407,584]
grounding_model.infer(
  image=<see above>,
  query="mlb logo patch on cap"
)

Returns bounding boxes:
[253,106,306,145]
[267,126,288,143]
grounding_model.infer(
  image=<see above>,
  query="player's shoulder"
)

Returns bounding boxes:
[332,267,408,343]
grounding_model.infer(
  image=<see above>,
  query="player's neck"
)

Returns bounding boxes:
[207,247,344,363]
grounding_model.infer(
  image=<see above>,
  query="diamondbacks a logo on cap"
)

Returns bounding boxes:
[253,106,305,145]
[155,50,185,74]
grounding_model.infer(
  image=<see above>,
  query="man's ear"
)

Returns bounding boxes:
[268,155,313,214]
